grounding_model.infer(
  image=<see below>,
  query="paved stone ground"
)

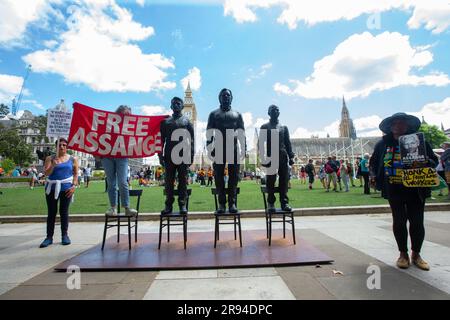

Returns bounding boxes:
[1,212,450,300]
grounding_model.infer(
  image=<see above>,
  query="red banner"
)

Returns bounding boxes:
[68,102,168,158]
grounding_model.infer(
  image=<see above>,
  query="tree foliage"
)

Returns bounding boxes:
[419,124,447,149]
[0,129,33,166]
[0,103,9,116]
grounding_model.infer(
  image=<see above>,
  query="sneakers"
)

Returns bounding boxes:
[105,207,117,215]
[412,257,430,271]
[39,238,53,248]
[396,256,410,269]
[125,207,137,216]
[62,235,71,246]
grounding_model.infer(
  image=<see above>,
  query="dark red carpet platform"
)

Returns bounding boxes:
[54,230,333,271]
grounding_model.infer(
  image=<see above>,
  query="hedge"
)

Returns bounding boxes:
[0,177,30,183]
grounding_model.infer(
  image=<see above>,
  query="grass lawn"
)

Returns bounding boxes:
[0,179,448,216]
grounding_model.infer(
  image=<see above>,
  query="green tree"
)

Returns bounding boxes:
[0,158,15,174]
[33,114,49,143]
[419,124,447,149]
[0,129,33,166]
[0,103,9,116]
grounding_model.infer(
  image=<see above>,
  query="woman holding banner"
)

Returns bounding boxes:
[40,138,78,248]
[101,105,137,216]
[371,113,438,271]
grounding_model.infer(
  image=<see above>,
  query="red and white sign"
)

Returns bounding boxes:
[68,102,167,158]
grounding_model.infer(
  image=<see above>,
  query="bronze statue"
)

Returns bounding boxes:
[159,97,194,214]
[260,105,294,212]
[206,88,246,213]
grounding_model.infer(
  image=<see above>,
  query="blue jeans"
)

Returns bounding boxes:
[102,157,129,208]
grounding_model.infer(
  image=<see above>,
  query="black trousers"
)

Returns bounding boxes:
[207,177,213,186]
[164,162,188,207]
[388,193,425,253]
[45,191,71,238]
[213,163,239,206]
[266,154,289,206]
[361,172,370,194]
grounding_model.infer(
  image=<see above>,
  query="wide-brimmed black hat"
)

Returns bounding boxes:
[379,112,421,134]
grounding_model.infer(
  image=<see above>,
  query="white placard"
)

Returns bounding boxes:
[46,108,72,138]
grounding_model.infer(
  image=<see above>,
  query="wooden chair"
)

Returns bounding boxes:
[158,189,192,250]
[101,189,143,250]
[260,186,296,246]
[211,187,242,248]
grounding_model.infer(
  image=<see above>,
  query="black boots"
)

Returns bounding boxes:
[217,203,226,214]
[228,203,238,214]
[268,203,276,213]
[161,205,172,215]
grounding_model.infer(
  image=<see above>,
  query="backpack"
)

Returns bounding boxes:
[325,163,333,174]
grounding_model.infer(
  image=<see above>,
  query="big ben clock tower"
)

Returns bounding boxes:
[182,81,197,128]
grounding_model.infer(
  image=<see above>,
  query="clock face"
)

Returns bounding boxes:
[184,111,192,119]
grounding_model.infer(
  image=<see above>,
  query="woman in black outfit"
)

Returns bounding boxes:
[371,113,437,271]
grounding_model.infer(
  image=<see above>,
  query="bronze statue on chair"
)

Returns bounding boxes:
[206,88,246,214]
[259,105,295,213]
[159,97,194,215]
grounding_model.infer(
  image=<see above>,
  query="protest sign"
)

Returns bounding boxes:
[68,102,167,158]
[402,167,439,187]
[399,133,427,167]
[46,108,72,138]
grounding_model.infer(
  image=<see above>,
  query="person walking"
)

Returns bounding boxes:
[360,153,370,194]
[40,138,78,248]
[325,157,338,192]
[84,164,92,188]
[207,167,214,187]
[341,160,350,192]
[305,159,315,190]
[371,113,438,271]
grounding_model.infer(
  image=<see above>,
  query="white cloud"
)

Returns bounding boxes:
[291,97,450,140]
[410,97,450,129]
[292,116,384,139]
[43,39,58,48]
[0,0,61,47]
[0,74,23,104]
[246,63,272,83]
[274,32,449,100]
[181,67,202,91]
[223,0,450,33]
[22,99,44,110]
[136,0,145,7]
[242,112,253,128]
[407,0,450,34]
[23,1,176,93]
[140,105,171,116]
[353,115,383,131]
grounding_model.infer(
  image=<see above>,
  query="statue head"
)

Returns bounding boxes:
[171,97,184,114]
[219,88,232,111]
[268,105,279,121]
[116,105,131,115]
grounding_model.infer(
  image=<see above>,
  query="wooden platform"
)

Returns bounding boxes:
[54,230,333,271]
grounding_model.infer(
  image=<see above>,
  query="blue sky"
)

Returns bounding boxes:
[1,0,449,142]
